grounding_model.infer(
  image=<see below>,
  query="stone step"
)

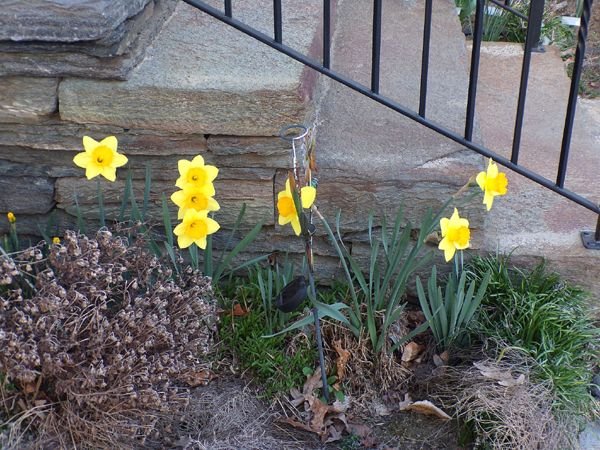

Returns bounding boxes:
[0,0,177,80]
[58,0,323,135]
[315,0,486,232]
[472,42,600,302]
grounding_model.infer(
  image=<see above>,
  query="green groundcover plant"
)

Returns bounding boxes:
[467,254,600,417]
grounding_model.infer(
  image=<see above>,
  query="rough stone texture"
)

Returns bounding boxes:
[0,1,155,56]
[580,421,600,450]
[59,0,322,134]
[0,176,54,214]
[0,0,177,80]
[474,43,600,303]
[315,0,485,233]
[0,0,150,42]
[0,77,58,122]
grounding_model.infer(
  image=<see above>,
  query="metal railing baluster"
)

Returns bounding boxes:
[557,0,593,188]
[511,0,545,164]
[323,0,331,68]
[419,0,433,117]
[465,0,484,141]
[371,0,383,94]
[224,0,232,17]
[274,0,282,43]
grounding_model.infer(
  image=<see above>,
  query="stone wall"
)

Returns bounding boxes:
[0,0,323,254]
[1,0,484,282]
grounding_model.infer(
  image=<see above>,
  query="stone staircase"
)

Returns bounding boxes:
[1,0,598,303]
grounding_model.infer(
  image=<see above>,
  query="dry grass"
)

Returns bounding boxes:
[169,383,314,450]
[424,354,573,450]
[321,320,412,402]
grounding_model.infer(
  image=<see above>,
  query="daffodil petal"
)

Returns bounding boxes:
[300,186,316,209]
[208,197,220,211]
[450,208,460,222]
[178,160,191,177]
[177,208,186,220]
[171,190,186,208]
[173,222,186,236]
[279,214,292,225]
[101,167,117,182]
[111,152,128,168]
[487,159,498,178]
[457,218,469,228]
[85,165,102,180]
[291,217,301,236]
[476,171,486,191]
[99,136,118,152]
[82,136,99,153]
[73,152,91,168]
[440,217,449,236]
[191,155,205,166]
[483,191,494,211]
[444,246,456,262]
[205,217,220,234]
[195,238,207,250]
[178,235,194,248]
[204,165,219,183]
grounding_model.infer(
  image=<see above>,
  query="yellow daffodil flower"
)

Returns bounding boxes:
[175,155,219,189]
[173,209,220,249]
[277,179,316,236]
[52,237,60,244]
[476,158,508,211]
[7,212,16,223]
[438,208,470,262]
[171,184,220,219]
[73,136,128,182]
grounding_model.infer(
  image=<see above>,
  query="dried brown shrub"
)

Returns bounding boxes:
[0,230,217,449]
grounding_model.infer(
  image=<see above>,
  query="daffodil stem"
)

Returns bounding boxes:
[312,307,330,403]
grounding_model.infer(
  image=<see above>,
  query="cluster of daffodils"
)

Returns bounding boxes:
[170,156,220,249]
[438,158,508,262]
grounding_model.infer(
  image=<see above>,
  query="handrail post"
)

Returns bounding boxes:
[528,0,545,53]
[581,211,600,250]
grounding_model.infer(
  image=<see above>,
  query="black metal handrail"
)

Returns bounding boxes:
[181,0,599,244]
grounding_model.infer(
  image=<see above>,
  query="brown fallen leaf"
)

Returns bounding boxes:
[178,369,215,387]
[498,373,525,387]
[333,340,351,382]
[401,342,423,362]
[279,417,316,434]
[309,397,330,432]
[399,394,451,420]
[303,369,323,397]
[473,361,525,387]
[348,422,376,447]
[406,401,452,420]
[231,303,249,317]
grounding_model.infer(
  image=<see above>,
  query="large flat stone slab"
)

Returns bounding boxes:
[0,77,58,122]
[0,176,54,215]
[59,0,322,134]
[0,0,176,80]
[474,43,600,302]
[0,0,150,42]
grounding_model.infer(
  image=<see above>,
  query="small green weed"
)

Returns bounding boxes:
[219,303,316,398]
[468,255,600,416]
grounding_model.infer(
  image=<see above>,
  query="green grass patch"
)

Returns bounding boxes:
[467,255,600,416]
[218,280,317,398]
